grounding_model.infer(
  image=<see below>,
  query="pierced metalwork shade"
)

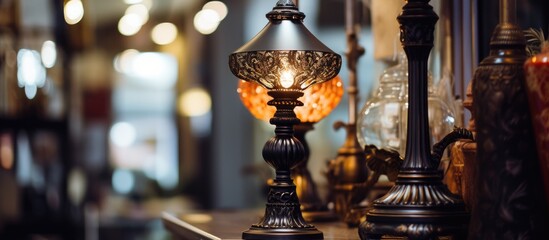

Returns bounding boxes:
[237,76,344,122]
[228,0,342,90]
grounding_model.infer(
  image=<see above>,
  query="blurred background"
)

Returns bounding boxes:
[0,0,547,239]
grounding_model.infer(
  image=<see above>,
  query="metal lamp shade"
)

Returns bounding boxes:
[228,0,341,90]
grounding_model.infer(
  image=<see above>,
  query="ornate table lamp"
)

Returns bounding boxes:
[229,0,342,239]
[238,76,343,221]
[359,1,469,239]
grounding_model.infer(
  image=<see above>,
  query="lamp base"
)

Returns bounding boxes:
[243,227,323,240]
[243,179,323,240]
[358,173,469,240]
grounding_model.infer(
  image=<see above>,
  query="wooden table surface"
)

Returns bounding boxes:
[162,210,361,240]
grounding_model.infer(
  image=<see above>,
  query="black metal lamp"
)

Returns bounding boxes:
[229,0,341,239]
[359,0,470,239]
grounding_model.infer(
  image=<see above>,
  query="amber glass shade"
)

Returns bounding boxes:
[238,76,344,123]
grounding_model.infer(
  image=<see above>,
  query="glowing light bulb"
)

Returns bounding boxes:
[279,70,294,88]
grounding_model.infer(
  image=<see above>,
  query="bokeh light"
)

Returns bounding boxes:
[41,40,57,68]
[64,0,84,25]
[118,13,142,36]
[125,4,149,25]
[178,88,212,117]
[124,0,142,4]
[193,9,220,35]
[112,169,135,194]
[203,1,228,20]
[110,122,137,147]
[151,22,178,45]
[113,49,139,73]
[17,49,46,99]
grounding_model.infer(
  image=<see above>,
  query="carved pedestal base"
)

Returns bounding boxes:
[243,182,323,240]
[359,173,469,240]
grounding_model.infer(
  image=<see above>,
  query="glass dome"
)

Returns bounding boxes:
[356,52,456,157]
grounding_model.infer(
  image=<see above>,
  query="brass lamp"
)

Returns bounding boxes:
[228,0,342,239]
[238,76,343,221]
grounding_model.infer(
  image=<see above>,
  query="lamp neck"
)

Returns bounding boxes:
[262,90,305,180]
[267,90,303,134]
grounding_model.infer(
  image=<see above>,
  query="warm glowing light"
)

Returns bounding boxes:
[110,122,137,147]
[203,1,228,20]
[118,13,142,36]
[112,169,134,194]
[41,41,57,68]
[193,9,221,35]
[179,88,212,117]
[238,76,344,122]
[114,49,139,73]
[125,4,149,25]
[64,0,84,25]
[151,22,178,45]
[280,70,295,88]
